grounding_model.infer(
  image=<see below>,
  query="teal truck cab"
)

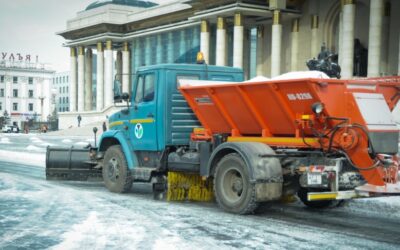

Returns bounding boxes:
[98,64,244,194]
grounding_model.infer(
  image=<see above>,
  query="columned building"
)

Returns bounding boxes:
[58,0,400,127]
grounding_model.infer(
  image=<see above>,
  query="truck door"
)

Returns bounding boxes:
[131,72,158,150]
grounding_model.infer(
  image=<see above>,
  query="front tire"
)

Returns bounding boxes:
[214,153,258,214]
[103,145,133,193]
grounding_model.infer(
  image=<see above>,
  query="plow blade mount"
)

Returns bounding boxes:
[46,147,102,181]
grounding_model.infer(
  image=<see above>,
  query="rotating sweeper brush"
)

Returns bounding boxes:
[167,172,213,202]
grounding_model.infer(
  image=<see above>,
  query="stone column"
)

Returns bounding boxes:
[116,50,123,84]
[200,20,210,64]
[96,42,104,111]
[291,18,299,71]
[398,33,400,76]
[271,10,282,77]
[104,40,113,108]
[84,48,93,111]
[243,28,250,79]
[338,12,344,67]
[168,33,174,63]
[341,0,356,79]
[233,13,244,69]
[367,0,384,77]
[77,46,85,112]
[311,15,319,58]
[216,17,227,66]
[145,36,151,66]
[69,47,77,112]
[381,2,390,75]
[122,42,131,94]
[134,39,141,69]
[156,35,163,64]
[180,29,186,62]
[256,25,265,75]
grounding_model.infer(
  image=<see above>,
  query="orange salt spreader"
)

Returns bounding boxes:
[180,76,400,204]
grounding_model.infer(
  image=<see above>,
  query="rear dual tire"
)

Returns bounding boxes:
[214,153,258,214]
[103,145,133,193]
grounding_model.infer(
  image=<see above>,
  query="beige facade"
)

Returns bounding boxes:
[59,0,400,115]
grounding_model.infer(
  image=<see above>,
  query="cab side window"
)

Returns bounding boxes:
[135,74,155,103]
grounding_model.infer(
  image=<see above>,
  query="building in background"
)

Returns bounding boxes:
[53,72,70,113]
[57,0,400,127]
[0,53,55,128]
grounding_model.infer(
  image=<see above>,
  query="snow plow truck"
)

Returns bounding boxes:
[46,61,400,214]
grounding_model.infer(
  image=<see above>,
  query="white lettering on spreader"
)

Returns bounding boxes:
[287,93,313,101]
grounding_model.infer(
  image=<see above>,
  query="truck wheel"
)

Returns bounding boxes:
[214,153,258,214]
[103,145,133,193]
[297,188,333,208]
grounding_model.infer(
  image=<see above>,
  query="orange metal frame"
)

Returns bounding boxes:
[180,76,400,187]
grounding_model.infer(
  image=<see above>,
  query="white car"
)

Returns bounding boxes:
[2,125,19,133]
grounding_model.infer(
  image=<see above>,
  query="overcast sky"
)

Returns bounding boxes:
[0,0,174,72]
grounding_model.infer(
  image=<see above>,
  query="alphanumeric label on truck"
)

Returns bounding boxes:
[287,92,313,101]
[195,96,213,104]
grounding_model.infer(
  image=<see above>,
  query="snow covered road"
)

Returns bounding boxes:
[0,134,400,249]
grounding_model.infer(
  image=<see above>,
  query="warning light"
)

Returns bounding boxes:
[196,52,205,64]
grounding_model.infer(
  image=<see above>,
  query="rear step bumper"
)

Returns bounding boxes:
[308,183,400,201]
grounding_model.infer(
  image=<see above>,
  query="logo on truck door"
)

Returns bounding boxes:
[134,123,144,139]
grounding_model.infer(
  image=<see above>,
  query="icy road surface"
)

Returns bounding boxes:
[1,133,400,249]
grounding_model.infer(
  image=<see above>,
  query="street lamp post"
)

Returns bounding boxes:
[38,96,45,121]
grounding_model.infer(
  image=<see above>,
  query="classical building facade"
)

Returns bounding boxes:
[0,54,55,127]
[58,0,400,118]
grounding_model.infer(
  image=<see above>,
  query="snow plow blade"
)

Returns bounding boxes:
[46,146,102,181]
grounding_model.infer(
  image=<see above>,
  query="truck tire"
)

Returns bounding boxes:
[297,187,333,208]
[103,145,133,193]
[214,153,258,214]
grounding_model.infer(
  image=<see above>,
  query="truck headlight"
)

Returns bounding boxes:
[311,102,324,114]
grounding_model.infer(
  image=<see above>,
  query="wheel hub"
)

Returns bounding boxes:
[232,178,243,193]
[222,168,244,203]
[107,158,120,182]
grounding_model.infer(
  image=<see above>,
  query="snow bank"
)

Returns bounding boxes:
[0,138,11,144]
[244,76,270,82]
[26,145,44,152]
[74,141,90,147]
[272,71,330,80]
[340,196,400,219]
[179,71,329,88]
[0,150,45,167]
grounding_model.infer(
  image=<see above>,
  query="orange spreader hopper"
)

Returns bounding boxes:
[180,77,400,191]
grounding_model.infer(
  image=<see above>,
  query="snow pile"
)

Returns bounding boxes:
[26,145,44,152]
[340,196,400,219]
[272,71,330,80]
[53,211,145,250]
[62,139,72,144]
[244,76,270,82]
[74,141,90,147]
[0,150,45,167]
[29,137,43,144]
[0,137,11,144]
